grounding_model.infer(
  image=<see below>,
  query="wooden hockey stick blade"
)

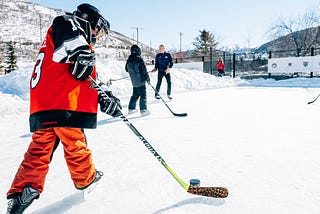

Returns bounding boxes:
[187,186,229,198]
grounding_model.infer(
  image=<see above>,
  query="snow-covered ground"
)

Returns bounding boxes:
[1,60,320,213]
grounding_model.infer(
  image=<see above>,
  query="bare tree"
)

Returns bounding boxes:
[270,7,320,56]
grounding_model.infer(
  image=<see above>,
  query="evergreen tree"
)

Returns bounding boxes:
[4,41,18,74]
[192,29,218,57]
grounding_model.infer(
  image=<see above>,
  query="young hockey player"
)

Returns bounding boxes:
[126,44,151,117]
[6,4,122,213]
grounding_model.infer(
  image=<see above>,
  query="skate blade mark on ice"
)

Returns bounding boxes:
[82,180,103,201]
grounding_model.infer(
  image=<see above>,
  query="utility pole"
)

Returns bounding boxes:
[179,32,183,52]
[131,27,144,45]
[246,33,251,49]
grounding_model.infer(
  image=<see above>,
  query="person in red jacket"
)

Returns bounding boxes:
[6,4,122,213]
[217,57,225,77]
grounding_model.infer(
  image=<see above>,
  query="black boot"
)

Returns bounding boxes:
[7,185,39,214]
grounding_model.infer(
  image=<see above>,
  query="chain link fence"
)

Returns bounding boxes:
[171,47,320,79]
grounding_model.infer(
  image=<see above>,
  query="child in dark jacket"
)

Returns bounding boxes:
[126,45,150,116]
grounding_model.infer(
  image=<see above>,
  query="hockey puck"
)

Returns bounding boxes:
[189,179,200,187]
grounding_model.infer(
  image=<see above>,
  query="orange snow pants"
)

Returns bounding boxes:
[7,127,96,197]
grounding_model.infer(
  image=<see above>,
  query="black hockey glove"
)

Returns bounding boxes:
[70,52,96,81]
[98,91,122,117]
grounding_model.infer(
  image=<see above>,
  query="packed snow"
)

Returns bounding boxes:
[1,59,320,214]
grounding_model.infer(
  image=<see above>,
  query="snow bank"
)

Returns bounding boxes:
[0,60,246,100]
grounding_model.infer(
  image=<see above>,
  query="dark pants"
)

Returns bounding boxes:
[155,72,171,96]
[218,69,224,77]
[128,85,147,110]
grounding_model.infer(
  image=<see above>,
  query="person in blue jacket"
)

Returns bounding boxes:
[151,44,173,99]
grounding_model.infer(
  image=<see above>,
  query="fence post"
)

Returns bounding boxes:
[232,53,236,78]
[268,51,272,78]
[311,47,314,78]
[209,47,213,75]
[223,51,226,75]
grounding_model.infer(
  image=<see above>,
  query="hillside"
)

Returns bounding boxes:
[255,26,320,56]
[0,0,156,63]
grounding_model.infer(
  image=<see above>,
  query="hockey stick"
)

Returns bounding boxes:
[148,83,187,117]
[308,93,320,104]
[110,76,129,81]
[107,76,129,86]
[88,76,228,198]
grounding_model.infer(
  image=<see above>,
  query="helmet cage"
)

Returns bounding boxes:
[74,4,110,38]
[95,17,109,35]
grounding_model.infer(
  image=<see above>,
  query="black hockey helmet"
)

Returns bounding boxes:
[74,3,110,35]
[130,45,141,55]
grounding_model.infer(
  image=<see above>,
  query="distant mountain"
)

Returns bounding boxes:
[0,0,156,62]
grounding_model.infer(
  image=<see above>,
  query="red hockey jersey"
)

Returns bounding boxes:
[29,15,98,132]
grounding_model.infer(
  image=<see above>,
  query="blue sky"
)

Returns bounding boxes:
[29,0,320,50]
